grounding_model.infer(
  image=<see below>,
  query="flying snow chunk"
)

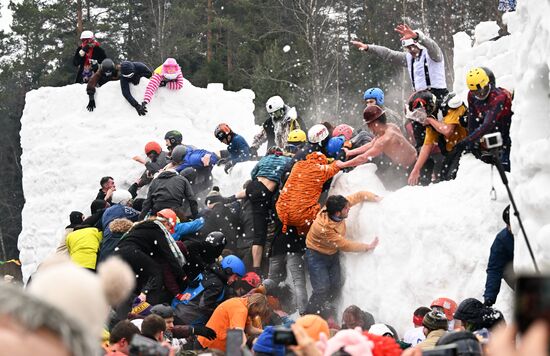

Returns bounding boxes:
[283,45,291,53]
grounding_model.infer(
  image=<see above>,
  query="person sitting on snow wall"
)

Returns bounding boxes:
[214,123,251,173]
[73,30,106,84]
[141,58,184,113]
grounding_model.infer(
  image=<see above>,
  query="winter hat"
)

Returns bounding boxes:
[108,218,134,234]
[295,314,330,342]
[362,333,402,356]
[131,297,153,318]
[454,298,504,330]
[368,323,394,337]
[422,310,449,331]
[363,105,385,124]
[28,256,135,340]
[90,199,108,214]
[69,211,84,226]
[111,190,132,205]
[151,304,174,319]
[252,326,286,356]
[205,186,223,205]
[317,327,374,356]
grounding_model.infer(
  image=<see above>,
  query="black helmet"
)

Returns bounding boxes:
[214,123,231,141]
[151,304,174,319]
[170,145,187,164]
[408,90,438,116]
[205,231,226,257]
[101,58,115,77]
[164,130,183,148]
[120,61,135,77]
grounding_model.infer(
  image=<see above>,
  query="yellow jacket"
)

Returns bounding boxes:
[66,227,103,270]
[306,191,378,255]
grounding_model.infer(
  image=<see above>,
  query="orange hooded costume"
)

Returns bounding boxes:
[276,152,340,235]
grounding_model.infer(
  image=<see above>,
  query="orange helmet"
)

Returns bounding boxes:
[214,123,232,141]
[431,297,457,321]
[144,141,162,155]
[157,209,177,233]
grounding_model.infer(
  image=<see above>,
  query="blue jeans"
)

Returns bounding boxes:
[305,248,341,318]
[268,252,308,314]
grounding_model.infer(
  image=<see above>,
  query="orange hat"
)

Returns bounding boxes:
[295,314,330,341]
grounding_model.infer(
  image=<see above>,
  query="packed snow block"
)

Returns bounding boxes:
[508,0,550,272]
[330,157,512,335]
[18,78,259,281]
[474,21,500,45]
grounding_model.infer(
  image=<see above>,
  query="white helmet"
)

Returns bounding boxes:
[80,30,94,40]
[308,124,329,144]
[111,190,132,205]
[265,96,285,114]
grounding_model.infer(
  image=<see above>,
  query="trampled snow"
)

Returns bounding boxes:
[18,0,549,336]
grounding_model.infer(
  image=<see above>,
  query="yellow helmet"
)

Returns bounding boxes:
[287,129,307,143]
[466,67,490,91]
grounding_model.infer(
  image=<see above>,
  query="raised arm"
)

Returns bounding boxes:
[340,139,384,168]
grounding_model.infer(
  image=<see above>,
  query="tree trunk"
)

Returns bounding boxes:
[76,0,83,35]
[227,30,233,87]
[207,0,213,63]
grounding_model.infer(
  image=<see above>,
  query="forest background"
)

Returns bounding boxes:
[0,0,501,260]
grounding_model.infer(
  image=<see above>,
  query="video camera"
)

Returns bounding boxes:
[129,334,170,356]
[482,132,503,150]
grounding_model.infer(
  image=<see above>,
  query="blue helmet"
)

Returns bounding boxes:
[363,87,385,105]
[221,255,246,277]
[326,136,345,158]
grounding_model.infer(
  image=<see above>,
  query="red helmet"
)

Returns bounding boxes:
[157,208,177,233]
[431,297,457,321]
[332,124,354,141]
[242,272,261,288]
[214,123,232,141]
[144,141,162,155]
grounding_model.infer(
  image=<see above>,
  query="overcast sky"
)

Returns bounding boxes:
[1,0,13,32]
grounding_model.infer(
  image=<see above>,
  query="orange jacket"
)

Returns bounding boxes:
[198,297,249,351]
[276,152,340,234]
[306,191,379,255]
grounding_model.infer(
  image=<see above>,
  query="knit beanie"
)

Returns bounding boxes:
[454,298,484,323]
[90,199,108,214]
[205,186,223,205]
[252,326,285,356]
[454,298,504,330]
[422,310,448,331]
[131,297,152,318]
[295,314,330,342]
[69,211,84,226]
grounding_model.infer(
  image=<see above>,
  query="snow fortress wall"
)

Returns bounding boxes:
[18,79,258,280]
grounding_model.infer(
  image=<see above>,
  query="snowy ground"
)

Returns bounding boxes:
[18,0,549,335]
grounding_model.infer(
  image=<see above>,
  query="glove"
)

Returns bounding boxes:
[483,299,495,307]
[216,158,227,166]
[159,80,167,87]
[135,103,147,116]
[79,49,86,57]
[86,98,96,112]
[249,147,258,157]
[193,326,217,340]
[453,140,468,153]
[223,161,234,174]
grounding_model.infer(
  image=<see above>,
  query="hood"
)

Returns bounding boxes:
[157,170,177,179]
[305,151,328,165]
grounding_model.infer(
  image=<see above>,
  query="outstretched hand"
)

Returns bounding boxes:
[395,24,417,41]
[367,236,379,251]
[350,40,368,51]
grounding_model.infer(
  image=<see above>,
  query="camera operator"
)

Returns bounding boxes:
[453,67,513,171]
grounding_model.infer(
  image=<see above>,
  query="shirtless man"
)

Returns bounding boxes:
[340,105,417,190]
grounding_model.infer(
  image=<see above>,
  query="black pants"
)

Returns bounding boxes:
[246,180,273,247]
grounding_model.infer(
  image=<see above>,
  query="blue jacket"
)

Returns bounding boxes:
[172,217,204,241]
[483,227,514,304]
[251,154,291,184]
[175,147,219,173]
[98,204,140,262]
[227,134,251,163]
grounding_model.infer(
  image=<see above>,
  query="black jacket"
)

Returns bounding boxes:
[118,220,183,281]
[140,170,198,219]
[483,228,514,304]
[197,203,240,251]
[120,62,153,108]
[73,45,107,83]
